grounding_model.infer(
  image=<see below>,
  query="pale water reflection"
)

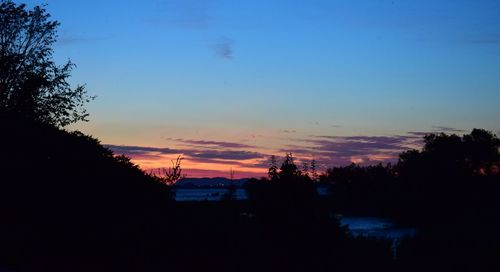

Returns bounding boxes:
[340,216,417,254]
[175,188,247,201]
[175,186,329,202]
[340,217,416,240]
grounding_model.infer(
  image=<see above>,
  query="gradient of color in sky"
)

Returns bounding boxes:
[22,0,500,178]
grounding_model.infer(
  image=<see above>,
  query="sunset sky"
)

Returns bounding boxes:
[24,0,500,178]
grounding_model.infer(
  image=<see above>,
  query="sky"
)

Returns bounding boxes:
[21,0,500,178]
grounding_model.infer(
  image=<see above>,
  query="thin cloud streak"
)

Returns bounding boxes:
[166,138,255,149]
[181,168,261,179]
[431,126,466,133]
[106,144,264,161]
[106,145,180,155]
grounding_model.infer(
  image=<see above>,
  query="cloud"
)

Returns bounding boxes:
[309,135,414,151]
[106,131,432,176]
[167,138,255,149]
[181,168,260,179]
[407,131,430,137]
[213,38,234,59]
[123,153,166,161]
[185,157,264,169]
[280,133,426,167]
[105,144,264,163]
[431,126,466,133]
[188,150,264,161]
[105,145,180,155]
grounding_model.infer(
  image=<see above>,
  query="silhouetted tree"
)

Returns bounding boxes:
[229,168,235,181]
[302,161,310,177]
[279,152,301,179]
[268,155,278,180]
[395,129,500,224]
[394,131,500,271]
[156,155,184,185]
[463,128,500,175]
[398,129,499,181]
[310,159,319,181]
[323,163,397,216]
[221,168,237,201]
[246,153,320,225]
[0,0,93,127]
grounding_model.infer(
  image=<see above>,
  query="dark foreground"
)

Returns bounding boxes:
[1,198,499,272]
[1,118,499,272]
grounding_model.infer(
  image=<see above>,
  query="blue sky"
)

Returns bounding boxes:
[20,0,500,177]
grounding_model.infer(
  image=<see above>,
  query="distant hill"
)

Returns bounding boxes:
[175,177,249,188]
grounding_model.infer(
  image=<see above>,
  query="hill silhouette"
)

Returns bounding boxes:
[0,115,174,271]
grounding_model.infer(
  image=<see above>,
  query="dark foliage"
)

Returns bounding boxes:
[396,225,500,272]
[393,129,500,271]
[246,153,322,226]
[395,128,500,224]
[0,0,93,127]
[243,154,357,270]
[4,118,498,271]
[0,116,173,271]
[322,163,399,217]
[322,129,500,271]
[322,129,500,224]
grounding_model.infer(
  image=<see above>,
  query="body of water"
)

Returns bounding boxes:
[175,188,416,246]
[175,186,329,202]
[340,217,416,240]
[175,188,247,201]
[340,216,417,255]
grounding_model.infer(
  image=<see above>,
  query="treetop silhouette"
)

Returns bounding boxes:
[0,0,93,127]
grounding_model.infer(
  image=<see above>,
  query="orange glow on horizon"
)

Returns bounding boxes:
[129,153,267,179]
